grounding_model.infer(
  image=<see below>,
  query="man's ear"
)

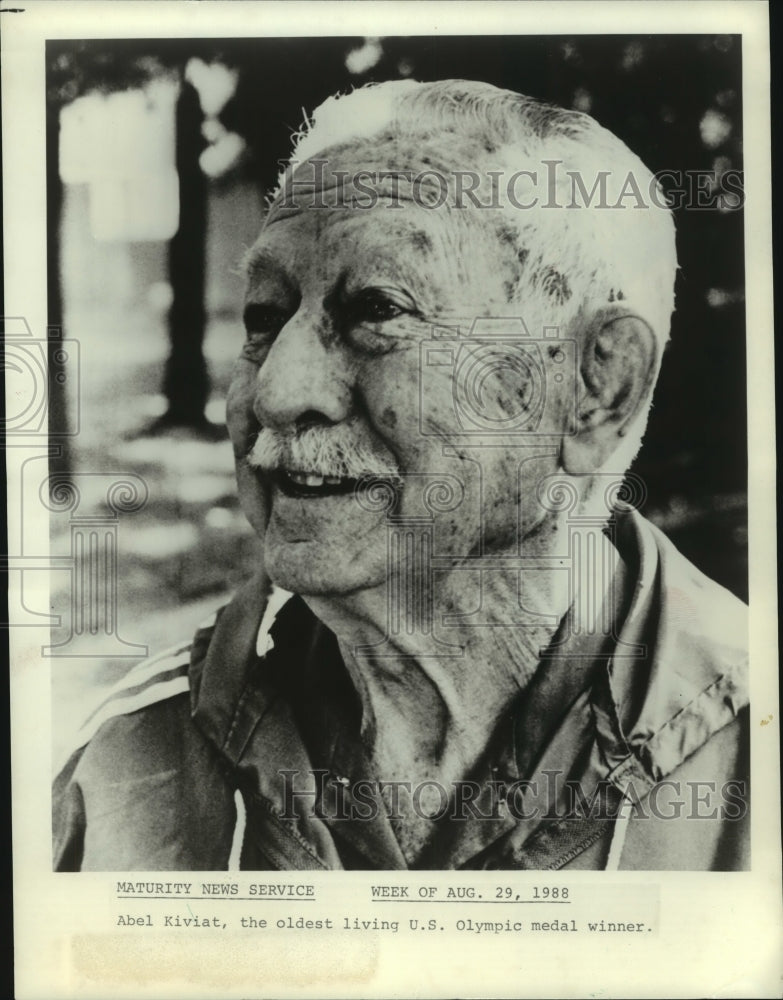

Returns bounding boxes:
[560,308,658,475]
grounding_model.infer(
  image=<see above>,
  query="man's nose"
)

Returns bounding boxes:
[251,308,352,429]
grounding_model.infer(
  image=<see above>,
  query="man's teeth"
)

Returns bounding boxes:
[287,471,344,487]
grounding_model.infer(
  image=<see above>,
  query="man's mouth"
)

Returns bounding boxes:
[273,469,363,498]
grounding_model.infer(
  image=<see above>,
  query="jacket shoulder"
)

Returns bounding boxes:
[52,611,238,871]
[607,511,749,785]
[70,641,193,755]
[620,706,750,870]
[54,690,238,870]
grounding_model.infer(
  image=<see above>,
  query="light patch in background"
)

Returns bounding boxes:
[175,474,232,505]
[184,58,244,178]
[200,130,246,178]
[205,397,227,425]
[204,506,243,530]
[88,171,179,241]
[121,522,199,560]
[620,40,645,71]
[184,57,238,116]
[699,107,733,149]
[146,279,174,313]
[59,80,179,241]
[345,36,383,75]
[572,86,592,112]
[706,287,744,309]
[116,436,235,476]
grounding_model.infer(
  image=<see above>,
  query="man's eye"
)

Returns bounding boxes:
[243,303,288,341]
[347,290,409,325]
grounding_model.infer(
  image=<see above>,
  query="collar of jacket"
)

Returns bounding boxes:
[187,509,748,850]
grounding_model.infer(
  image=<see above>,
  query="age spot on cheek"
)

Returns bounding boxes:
[381,407,398,429]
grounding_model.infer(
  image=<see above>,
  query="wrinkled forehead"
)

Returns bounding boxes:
[264,132,496,226]
[246,138,522,304]
[250,204,443,267]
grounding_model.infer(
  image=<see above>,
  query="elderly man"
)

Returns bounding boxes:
[54,79,748,871]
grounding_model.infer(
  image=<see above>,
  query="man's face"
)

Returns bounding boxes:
[227,184,571,597]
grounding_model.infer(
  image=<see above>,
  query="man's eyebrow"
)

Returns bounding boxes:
[241,247,289,284]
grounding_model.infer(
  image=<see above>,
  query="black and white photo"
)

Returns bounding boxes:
[4,5,779,998]
[47,34,750,873]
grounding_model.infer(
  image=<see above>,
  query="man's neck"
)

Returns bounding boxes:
[305,558,571,788]
[300,523,620,865]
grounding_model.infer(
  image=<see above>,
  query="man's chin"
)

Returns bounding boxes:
[263,537,386,597]
[258,486,391,595]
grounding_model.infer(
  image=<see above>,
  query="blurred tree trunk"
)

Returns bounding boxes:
[160,79,209,429]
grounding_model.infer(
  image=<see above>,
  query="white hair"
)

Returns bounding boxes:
[276,79,678,479]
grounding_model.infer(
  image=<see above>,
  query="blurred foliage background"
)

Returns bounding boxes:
[46,35,747,760]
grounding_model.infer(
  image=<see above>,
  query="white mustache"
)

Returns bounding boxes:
[247,421,401,480]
